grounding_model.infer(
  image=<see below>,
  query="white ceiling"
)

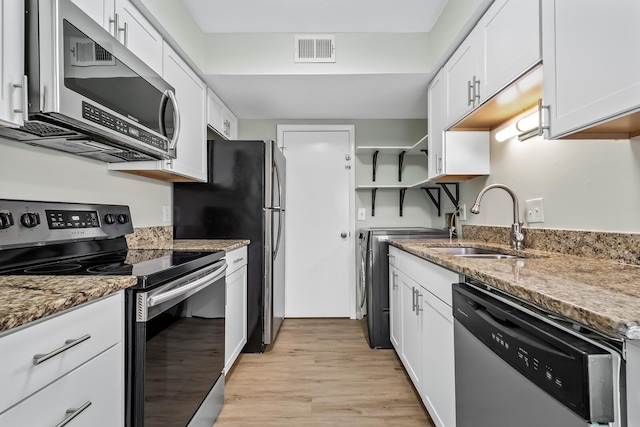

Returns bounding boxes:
[182,0,448,33]
[181,0,449,120]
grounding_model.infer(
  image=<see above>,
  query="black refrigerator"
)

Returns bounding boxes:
[173,140,286,352]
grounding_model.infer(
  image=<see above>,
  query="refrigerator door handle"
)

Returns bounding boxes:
[274,156,283,209]
[273,210,283,261]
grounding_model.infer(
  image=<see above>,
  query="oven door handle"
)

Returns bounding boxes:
[147,263,228,308]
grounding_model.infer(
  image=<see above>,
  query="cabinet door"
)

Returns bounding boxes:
[224,109,238,140]
[422,291,456,427]
[115,0,163,74]
[542,0,640,138]
[428,69,445,180]
[445,26,482,126]
[207,89,225,135]
[162,42,207,181]
[0,0,25,127]
[389,264,401,350]
[480,0,540,100]
[225,265,247,374]
[70,0,114,32]
[399,273,423,390]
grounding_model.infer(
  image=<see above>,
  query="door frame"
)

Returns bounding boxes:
[276,124,356,319]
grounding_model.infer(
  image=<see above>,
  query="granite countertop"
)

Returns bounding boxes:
[0,276,137,334]
[0,239,250,335]
[172,239,249,252]
[391,238,640,340]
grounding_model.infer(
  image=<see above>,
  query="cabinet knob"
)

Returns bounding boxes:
[340,232,347,238]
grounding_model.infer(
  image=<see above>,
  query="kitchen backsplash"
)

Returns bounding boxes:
[462,225,640,266]
[126,226,173,249]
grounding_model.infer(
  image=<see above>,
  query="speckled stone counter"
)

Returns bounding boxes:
[391,238,640,340]
[172,239,250,252]
[0,276,136,334]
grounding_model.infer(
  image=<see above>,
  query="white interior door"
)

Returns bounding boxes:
[278,125,354,318]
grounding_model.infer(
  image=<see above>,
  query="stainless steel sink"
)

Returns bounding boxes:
[431,247,524,259]
[457,254,523,259]
[431,247,503,255]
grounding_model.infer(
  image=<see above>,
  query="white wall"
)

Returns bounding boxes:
[0,138,172,227]
[239,119,440,229]
[204,33,429,75]
[458,117,640,233]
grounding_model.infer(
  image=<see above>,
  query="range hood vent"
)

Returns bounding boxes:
[294,35,335,63]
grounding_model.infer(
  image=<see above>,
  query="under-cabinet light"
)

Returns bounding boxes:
[495,109,540,142]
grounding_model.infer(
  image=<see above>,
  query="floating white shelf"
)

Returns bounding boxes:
[355,134,428,155]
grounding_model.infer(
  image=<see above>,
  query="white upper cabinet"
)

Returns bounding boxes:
[0,0,26,128]
[480,0,540,99]
[109,43,207,182]
[159,42,207,181]
[429,69,490,182]
[542,0,640,138]
[428,70,446,181]
[207,89,238,140]
[444,0,541,129]
[71,0,163,74]
[444,26,483,126]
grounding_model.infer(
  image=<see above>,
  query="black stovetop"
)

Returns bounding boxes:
[0,239,224,290]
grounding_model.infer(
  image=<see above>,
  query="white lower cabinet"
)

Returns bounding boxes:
[390,249,458,427]
[0,344,123,427]
[0,291,124,426]
[224,246,248,374]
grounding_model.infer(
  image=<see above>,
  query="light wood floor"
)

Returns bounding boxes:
[214,318,435,426]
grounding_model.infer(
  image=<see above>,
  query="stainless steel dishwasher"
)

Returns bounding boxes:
[453,280,626,427]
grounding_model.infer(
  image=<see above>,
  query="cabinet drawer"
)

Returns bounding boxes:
[225,246,248,275]
[0,344,123,427]
[0,292,123,411]
[400,251,458,306]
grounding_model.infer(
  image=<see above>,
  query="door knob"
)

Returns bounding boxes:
[340,232,347,238]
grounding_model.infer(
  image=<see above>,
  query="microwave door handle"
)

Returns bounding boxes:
[159,90,181,150]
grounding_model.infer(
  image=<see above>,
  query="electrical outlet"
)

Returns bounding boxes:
[525,198,544,223]
[458,204,467,221]
[162,205,171,223]
[357,208,366,221]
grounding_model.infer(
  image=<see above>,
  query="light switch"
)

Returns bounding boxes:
[357,208,366,221]
[525,198,544,223]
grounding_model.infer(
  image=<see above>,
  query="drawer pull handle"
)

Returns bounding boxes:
[33,334,91,365]
[56,401,92,427]
[233,257,244,263]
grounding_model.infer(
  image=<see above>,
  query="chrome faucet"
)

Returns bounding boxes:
[470,184,525,250]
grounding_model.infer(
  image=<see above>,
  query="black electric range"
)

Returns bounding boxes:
[0,199,223,289]
[0,199,228,426]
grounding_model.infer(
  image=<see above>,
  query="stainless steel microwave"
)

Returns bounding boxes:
[0,0,180,162]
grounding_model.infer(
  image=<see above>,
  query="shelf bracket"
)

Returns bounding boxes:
[372,150,379,182]
[438,182,460,210]
[371,188,378,216]
[398,151,406,182]
[399,188,407,216]
[421,149,428,157]
[422,187,441,217]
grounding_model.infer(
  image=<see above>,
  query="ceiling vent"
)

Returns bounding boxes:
[294,35,335,63]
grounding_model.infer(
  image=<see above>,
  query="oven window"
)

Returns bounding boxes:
[142,281,225,426]
[62,20,174,138]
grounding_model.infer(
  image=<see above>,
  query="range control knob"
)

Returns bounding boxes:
[0,212,14,229]
[20,212,40,228]
[117,213,129,224]
[104,214,116,224]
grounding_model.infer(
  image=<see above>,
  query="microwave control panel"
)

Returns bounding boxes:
[82,102,168,151]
